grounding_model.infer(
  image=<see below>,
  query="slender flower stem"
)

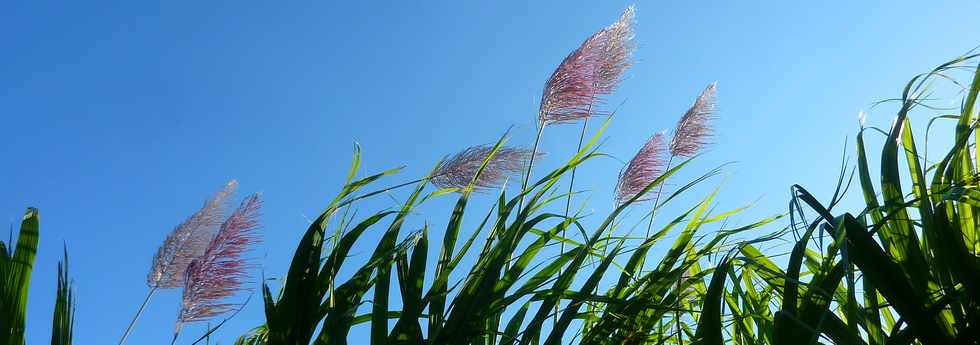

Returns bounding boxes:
[341,175,430,207]
[511,124,545,281]
[336,167,472,213]
[643,154,680,345]
[645,155,674,238]
[118,287,158,345]
[518,126,545,212]
[563,118,590,219]
[499,124,545,344]
[556,112,593,325]
[170,323,183,345]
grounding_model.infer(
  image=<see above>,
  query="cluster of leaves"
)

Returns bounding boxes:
[236,7,755,344]
[235,55,980,345]
[1,208,75,345]
[234,113,776,345]
[692,55,980,345]
[6,10,980,345]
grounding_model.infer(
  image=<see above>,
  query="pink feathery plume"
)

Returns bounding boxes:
[431,145,538,191]
[148,180,237,289]
[616,132,667,205]
[670,82,717,157]
[593,6,636,95]
[538,6,636,126]
[177,193,261,324]
[538,35,603,125]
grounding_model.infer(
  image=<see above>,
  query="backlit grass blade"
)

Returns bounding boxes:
[499,301,531,345]
[856,130,889,232]
[738,244,785,289]
[370,168,431,345]
[316,232,420,344]
[772,213,818,344]
[692,257,731,345]
[609,209,690,299]
[389,227,428,344]
[836,214,954,343]
[879,94,932,294]
[0,208,39,345]
[544,241,625,345]
[862,276,886,345]
[51,246,74,345]
[263,145,403,344]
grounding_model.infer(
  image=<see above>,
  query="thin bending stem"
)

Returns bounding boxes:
[555,116,591,324]
[340,174,436,207]
[645,155,675,238]
[644,154,679,345]
[118,287,158,345]
[170,323,183,345]
[518,126,545,212]
[508,125,544,279]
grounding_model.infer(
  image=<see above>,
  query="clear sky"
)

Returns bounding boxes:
[2,1,979,344]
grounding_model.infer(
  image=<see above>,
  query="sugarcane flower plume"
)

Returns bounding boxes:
[616,132,666,205]
[178,193,261,324]
[538,36,602,126]
[593,5,636,95]
[538,6,636,126]
[148,180,237,289]
[431,145,538,191]
[670,82,717,157]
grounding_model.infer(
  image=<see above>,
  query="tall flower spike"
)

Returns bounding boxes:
[431,145,537,191]
[616,132,666,205]
[593,5,636,95]
[538,6,636,126]
[538,35,603,125]
[148,180,237,289]
[670,82,717,157]
[177,193,261,325]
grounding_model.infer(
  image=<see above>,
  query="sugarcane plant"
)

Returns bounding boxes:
[237,5,782,345]
[119,181,263,345]
[240,114,772,344]
[691,54,980,345]
[1,208,76,345]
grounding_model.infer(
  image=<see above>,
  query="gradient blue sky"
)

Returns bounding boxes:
[2,1,978,344]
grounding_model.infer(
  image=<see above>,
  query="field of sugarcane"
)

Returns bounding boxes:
[3,6,980,345]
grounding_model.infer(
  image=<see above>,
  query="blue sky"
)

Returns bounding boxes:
[2,1,978,343]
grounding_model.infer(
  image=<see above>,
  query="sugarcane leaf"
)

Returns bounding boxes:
[692,257,732,345]
[0,208,39,345]
[51,245,74,345]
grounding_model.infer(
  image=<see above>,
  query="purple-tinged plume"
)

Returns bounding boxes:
[538,6,636,126]
[593,6,636,95]
[669,83,717,157]
[148,181,237,289]
[177,193,261,324]
[616,132,666,205]
[431,145,537,191]
[538,36,603,125]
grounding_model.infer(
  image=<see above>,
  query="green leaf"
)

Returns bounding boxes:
[692,257,732,345]
[0,208,39,345]
[51,245,74,345]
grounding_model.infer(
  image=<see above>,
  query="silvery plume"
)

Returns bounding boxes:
[593,6,636,95]
[431,145,537,191]
[147,180,237,289]
[670,83,717,157]
[616,132,666,205]
[538,6,636,126]
[177,193,261,325]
